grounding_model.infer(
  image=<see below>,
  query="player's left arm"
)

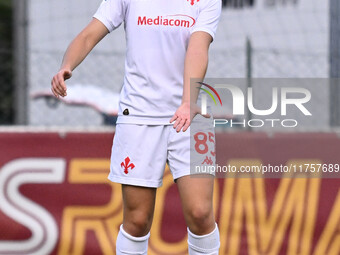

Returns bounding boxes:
[170,31,213,132]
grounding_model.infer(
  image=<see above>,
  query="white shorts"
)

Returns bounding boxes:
[109,115,215,188]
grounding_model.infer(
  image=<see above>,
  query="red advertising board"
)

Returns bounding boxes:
[0,131,339,255]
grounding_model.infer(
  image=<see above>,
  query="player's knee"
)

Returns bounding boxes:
[124,211,153,236]
[188,202,213,226]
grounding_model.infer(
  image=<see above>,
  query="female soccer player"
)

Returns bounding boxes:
[51,0,221,254]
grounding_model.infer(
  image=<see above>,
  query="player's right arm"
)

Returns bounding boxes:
[51,18,109,98]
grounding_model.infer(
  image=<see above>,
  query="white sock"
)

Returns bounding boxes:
[116,224,150,255]
[188,223,220,255]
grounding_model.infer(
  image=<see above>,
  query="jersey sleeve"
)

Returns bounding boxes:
[191,0,222,41]
[93,0,126,32]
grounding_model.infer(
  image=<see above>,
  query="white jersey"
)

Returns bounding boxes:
[94,0,221,124]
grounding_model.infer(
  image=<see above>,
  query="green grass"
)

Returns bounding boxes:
[0,0,11,20]
[0,0,13,124]
[0,0,11,9]
[0,0,11,42]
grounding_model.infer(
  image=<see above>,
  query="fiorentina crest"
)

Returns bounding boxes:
[188,0,199,6]
[121,157,135,174]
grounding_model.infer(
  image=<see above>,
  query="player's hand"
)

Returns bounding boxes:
[170,102,211,132]
[51,69,72,98]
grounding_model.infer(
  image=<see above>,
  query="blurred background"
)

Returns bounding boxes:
[1,0,340,255]
[1,0,339,128]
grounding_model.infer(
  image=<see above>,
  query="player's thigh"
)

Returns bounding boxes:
[122,184,157,235]
[122,184,157,212]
